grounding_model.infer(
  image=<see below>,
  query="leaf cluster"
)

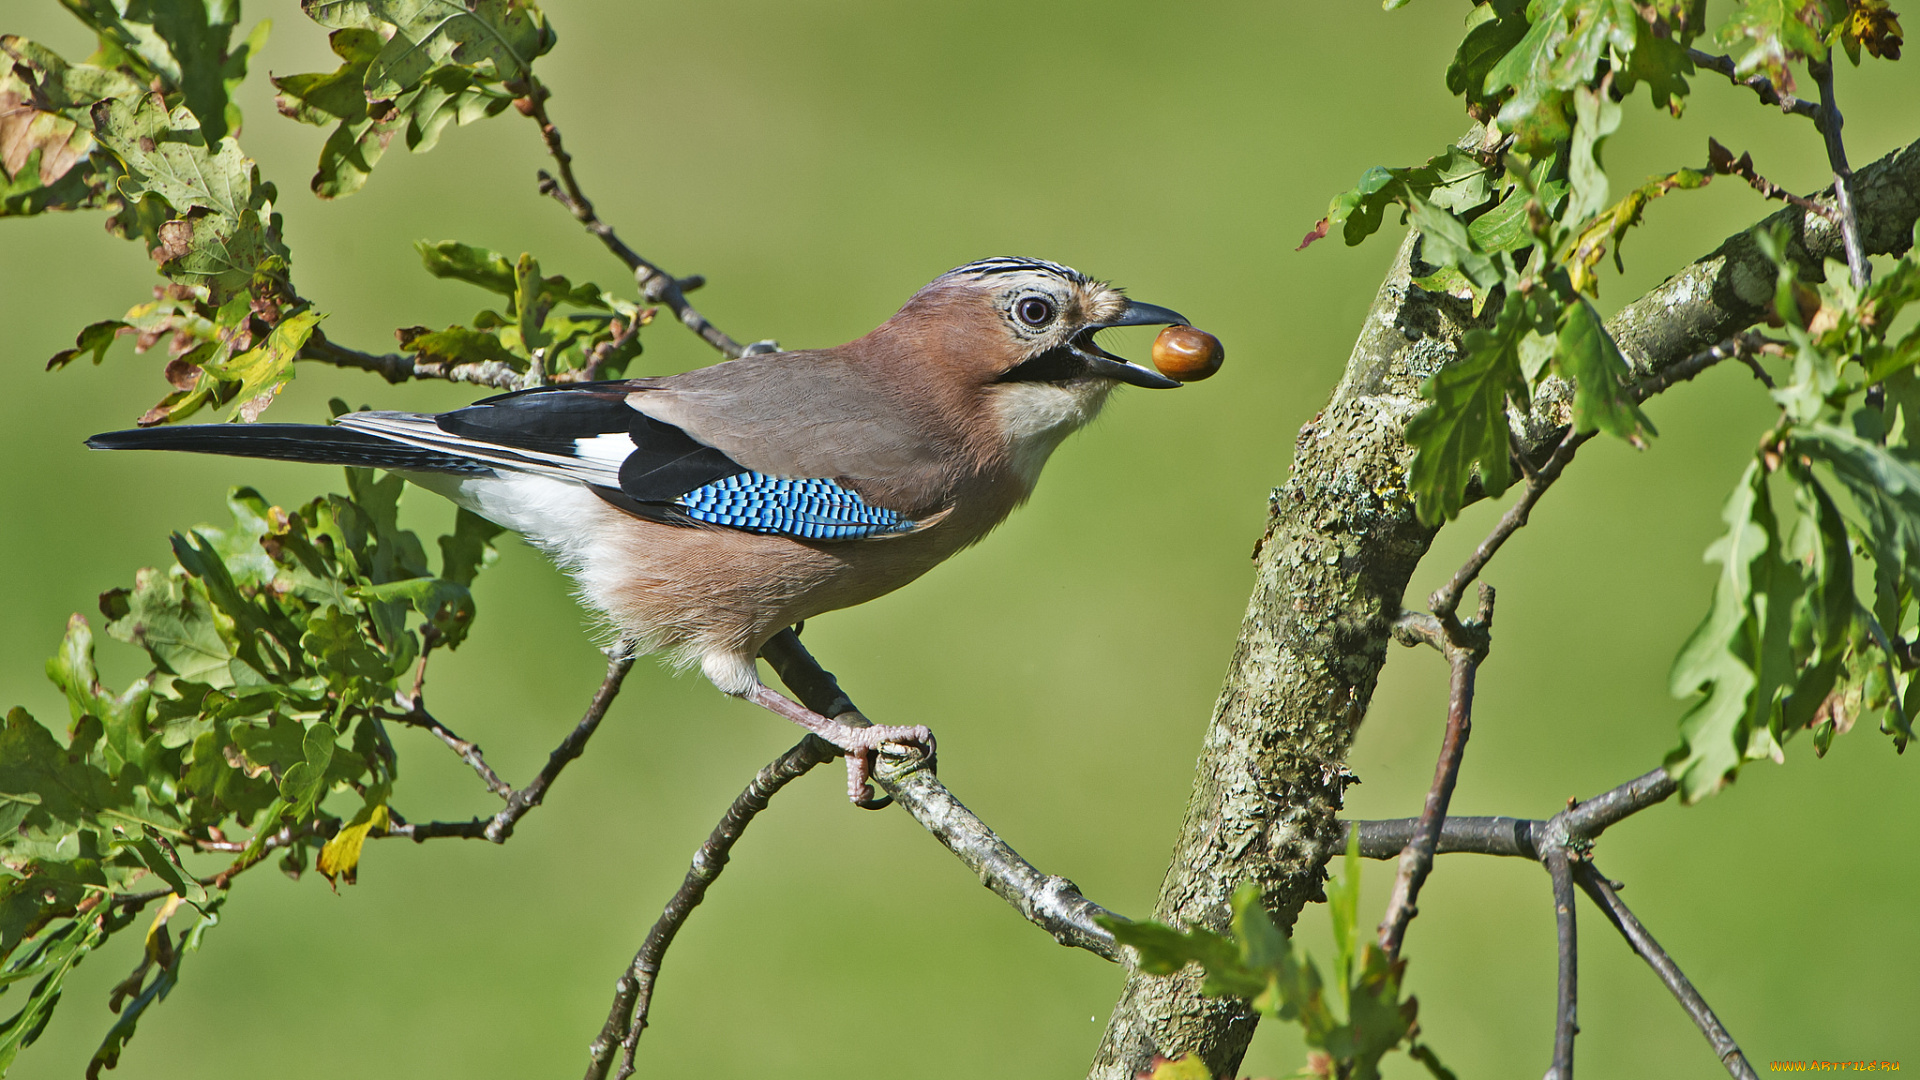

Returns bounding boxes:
[0,474,502,1072]
[1318,0,1904,526]
[1102,839,1450,1080]
[271,0,556,199]
[1666,225,1920,799]
[403,240,648,381]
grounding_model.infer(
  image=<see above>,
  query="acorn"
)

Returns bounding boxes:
[1151,325,1225,382]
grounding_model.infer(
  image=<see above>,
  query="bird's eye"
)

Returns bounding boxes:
[1016,297,1055,327]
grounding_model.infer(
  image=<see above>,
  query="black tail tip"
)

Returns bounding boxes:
[86,430,136,450]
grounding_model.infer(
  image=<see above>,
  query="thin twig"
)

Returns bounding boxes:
[298,330,523,389]
[1807,56,1870,290]
[383,649,637,843]
[514,79,748,359]
[387,695,513,800]
[1573,863,1758,1079]
[1543,846,1579,1080]
[1431,420,1587,620]
[585,735,837,1080]
[1377,587,1492,959]
[759,629,1123,959]
[1686,49,1819,120]
[1629,330,1775,400]
[1708,139,1841,223]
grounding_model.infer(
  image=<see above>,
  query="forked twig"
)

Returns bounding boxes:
[383,648,637,843]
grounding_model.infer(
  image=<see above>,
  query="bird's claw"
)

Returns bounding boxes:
[823,723,935,807]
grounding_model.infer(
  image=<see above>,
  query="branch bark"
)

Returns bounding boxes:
[1377,589,1490,960]
[759,630,1123,959]
[586,735,835,1080]
[1572,862,1758,1080]
[1088,133,1920,1080]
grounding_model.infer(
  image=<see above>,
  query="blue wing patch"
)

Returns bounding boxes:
[675,472,915,540]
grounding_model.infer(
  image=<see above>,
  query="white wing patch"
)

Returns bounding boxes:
[573,432,638,468]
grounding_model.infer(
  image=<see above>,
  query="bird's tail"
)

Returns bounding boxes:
[85,423,495,475]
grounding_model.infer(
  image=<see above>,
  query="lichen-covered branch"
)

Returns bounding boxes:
[1089,134,1920,1080]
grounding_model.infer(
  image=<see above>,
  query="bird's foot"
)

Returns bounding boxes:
[818,720,936,807]
[744,684,934,806]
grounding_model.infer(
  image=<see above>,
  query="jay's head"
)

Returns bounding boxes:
[871,257,1188,396]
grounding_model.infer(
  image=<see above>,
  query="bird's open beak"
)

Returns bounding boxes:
[1076,300,1188,389]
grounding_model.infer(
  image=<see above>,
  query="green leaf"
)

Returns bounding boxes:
[1553,297,1653,441]
[272,28,383,125]
[130,831,206,906]
[515,251,551,353]
[438,508,504,589]
[1406,292,1535,525]
[1666,462,1770,801]
[1467,178,1569,254]
[276,721,338,818]
[417,239,517,295]
[88,94,252,221]
[45,319,127,370]
[87,898,222,1080]
[401,324,524,367]
[1564,82,1622,225]
[104,568,234,686]
[0,918,107,1072]
[1301,148,1491,250]
[1407,196,1504,291]
[1447,0,1530,110]
[356,0,556,99]
[1714,0,1831,96]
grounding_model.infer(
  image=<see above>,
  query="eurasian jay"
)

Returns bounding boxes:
[87,257,1190,803]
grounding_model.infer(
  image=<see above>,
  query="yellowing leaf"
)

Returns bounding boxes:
[317,802,388,886]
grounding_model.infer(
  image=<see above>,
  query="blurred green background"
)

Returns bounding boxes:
[2,1,1915,1077]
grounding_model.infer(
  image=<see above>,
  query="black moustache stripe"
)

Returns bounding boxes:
[995,344,1090,384]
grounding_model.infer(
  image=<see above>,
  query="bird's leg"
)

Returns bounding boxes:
[743,684,934,804]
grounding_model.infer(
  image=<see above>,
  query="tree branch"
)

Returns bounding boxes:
[586,735,836,1080]
[1573,862,1758,1079]
[298,330,524,389]
[1377,588,1491,959]
[1085,134,1920,1079]
[1806,56,1870,290]
[1543,846,1579,1080]
[1686,49,1819,120]
[382,649,636,843]
[1343,766,1678,859]
[514,78,751,359]
[758,630,1123,959]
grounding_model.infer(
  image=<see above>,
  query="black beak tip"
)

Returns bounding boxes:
[1102,300,1189,330]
